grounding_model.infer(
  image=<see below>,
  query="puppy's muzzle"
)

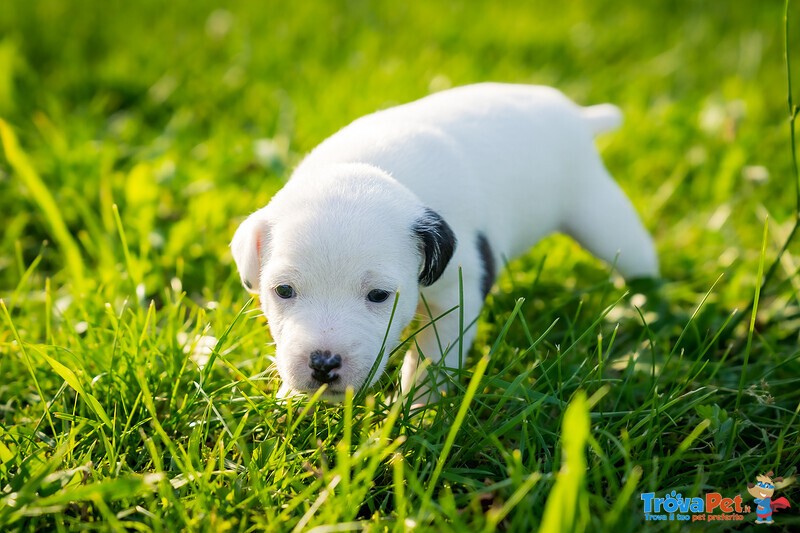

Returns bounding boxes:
[309,350,342,384]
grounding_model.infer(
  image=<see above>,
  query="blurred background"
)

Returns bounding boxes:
[0,0,793,305]
[2,2,799,529]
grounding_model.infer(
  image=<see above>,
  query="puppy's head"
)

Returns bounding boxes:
[231,164,456,399]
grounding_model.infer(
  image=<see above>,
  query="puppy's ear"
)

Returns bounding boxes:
[413,208,457,286]
[231,210,271,294]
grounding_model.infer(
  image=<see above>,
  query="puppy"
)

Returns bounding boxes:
[231,83,658,401]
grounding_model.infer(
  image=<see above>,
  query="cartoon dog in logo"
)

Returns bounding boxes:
[747,471,791,524]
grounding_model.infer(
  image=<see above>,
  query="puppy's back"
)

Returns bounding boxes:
[297,83,610,258]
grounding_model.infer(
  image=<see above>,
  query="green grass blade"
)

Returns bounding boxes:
[539,391,590,533]
[29,345,113,430]
[422,354,491,507]
[0,119,85,289]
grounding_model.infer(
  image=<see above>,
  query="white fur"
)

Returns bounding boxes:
[231,83,658,401]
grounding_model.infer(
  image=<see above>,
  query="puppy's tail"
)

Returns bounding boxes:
[581,104,623,135]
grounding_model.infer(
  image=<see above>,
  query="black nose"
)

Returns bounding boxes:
[309,350,342,384]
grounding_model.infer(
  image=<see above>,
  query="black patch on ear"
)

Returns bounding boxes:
[413,208,457,286]
[476,232,495,298]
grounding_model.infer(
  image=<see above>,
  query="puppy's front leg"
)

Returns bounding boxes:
[401,279,484,403]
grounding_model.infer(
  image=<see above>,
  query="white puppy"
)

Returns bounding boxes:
[231,83,658,401]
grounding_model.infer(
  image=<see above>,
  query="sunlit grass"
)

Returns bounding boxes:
[1,0,799,530]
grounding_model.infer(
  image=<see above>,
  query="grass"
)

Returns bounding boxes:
[1,0,799,530]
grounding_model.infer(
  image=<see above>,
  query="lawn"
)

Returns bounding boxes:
[1,0,799,531]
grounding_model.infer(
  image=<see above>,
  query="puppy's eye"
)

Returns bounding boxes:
[275,284,296,299]
[367,289,391,303]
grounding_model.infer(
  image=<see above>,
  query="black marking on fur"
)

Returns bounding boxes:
[243,279,253,290]
[476,232,495,298]
[413,208,457,286]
